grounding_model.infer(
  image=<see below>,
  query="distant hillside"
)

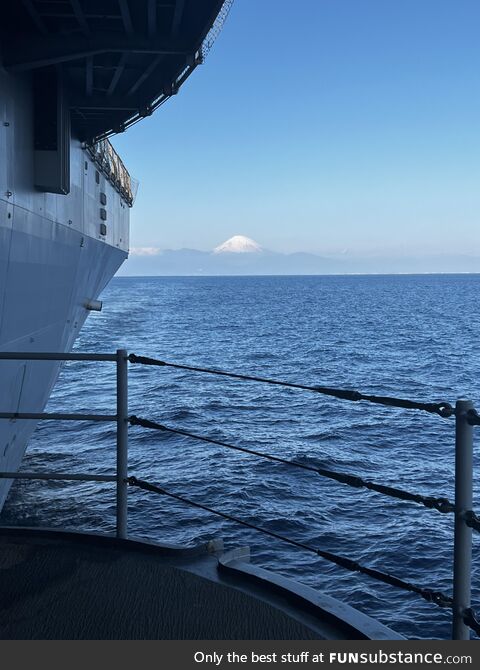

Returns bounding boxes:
[119,248,480,276]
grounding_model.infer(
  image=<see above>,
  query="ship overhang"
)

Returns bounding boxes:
[0,0,231,143]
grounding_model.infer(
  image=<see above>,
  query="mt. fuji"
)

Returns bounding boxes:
[213,235,263,254]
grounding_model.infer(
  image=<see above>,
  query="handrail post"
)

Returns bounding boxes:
[452,399,473,639]
[116,349,128,539]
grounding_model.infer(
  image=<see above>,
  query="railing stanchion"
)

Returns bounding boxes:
[452,399,473,639]
[116,348,128,539]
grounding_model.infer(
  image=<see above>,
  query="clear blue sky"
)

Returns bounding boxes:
[112,0,480,258]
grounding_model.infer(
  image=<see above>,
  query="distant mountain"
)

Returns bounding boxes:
[214,235,263,254]
[119,237,480,276]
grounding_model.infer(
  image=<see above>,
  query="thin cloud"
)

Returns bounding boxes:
[130,247,161,257]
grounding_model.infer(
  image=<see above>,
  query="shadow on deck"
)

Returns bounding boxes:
[0,528,402,640]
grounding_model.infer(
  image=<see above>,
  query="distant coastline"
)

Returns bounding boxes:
[116,271,480,278]
[118,252,480,277]
[119,236,480,277]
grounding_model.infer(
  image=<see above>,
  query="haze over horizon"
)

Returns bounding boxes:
[117,235,480,276]
[111,0,480,274]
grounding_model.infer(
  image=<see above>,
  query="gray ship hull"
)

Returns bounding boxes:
[0,66,130,510]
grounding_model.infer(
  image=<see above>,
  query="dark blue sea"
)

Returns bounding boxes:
[2,274,480,639]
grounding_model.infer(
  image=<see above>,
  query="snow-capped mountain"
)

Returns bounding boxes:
[121,236,480,276]
[213,235,263,254]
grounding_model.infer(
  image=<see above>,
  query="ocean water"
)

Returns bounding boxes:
[2,274,480,639]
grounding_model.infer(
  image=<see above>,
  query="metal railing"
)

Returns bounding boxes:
[0,350,129,539]
[0,348,478,639]
[86,141,137,207]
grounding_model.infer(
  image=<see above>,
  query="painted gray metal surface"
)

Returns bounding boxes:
[219,549,405,641]
[0,65,130,510]
[0,472,116,482]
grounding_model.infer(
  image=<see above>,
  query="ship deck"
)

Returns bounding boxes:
[0,528,402,640]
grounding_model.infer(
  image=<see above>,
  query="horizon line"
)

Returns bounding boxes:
[114,271,480,278]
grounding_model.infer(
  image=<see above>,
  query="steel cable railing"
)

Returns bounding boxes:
[127,475,455,609]
[1,349,478,638]
[127,354,454,418]
[129,415,461,517]
[128,475,480,635]
[127,352,480,638]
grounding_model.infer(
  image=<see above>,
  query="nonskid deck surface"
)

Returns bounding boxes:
[0,529,327,640]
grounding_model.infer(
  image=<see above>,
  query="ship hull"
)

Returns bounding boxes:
[0,67,130,510]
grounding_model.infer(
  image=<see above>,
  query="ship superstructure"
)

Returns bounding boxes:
[0,0,231,509]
